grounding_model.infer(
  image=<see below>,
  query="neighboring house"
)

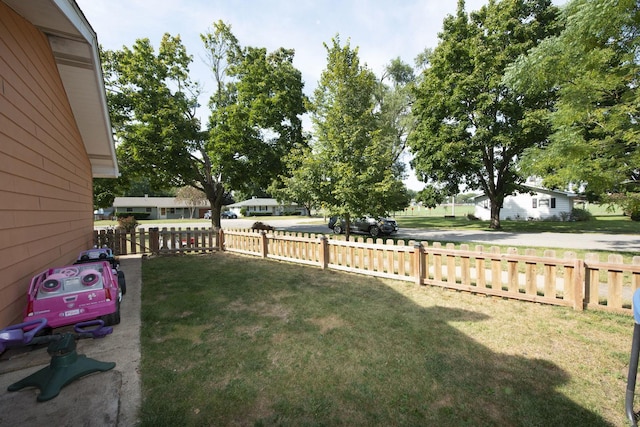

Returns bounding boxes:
[0,0,118,327]
[474,186,577,221]
[226,197,308,217]
[112,197,209,220]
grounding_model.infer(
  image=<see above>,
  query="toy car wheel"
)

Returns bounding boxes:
[101,300,121,326]
[117,270,127,295]
[369,226,380,237]
[333,225,343,234]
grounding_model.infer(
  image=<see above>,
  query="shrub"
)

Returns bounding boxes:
[116,212,150,220]
[117,215,139,232]
[570,208,593,222]
[466,213,480,221]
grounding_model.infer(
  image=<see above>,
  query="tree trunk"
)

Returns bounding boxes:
[203,181,225,231]
[490,201,501,230]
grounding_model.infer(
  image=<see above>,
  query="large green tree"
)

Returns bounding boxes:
[310,37,410,240]
[409,0,560,228]
[271,57,415,219]
[102,23,306,229]
[505,0,640,218]
[200,21,307,227]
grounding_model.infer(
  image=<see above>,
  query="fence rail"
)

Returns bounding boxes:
[95,227,640,315]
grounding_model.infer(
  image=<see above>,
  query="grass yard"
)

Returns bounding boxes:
[140,253,633,426]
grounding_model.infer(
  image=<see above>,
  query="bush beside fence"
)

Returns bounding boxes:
[95,227,640,315]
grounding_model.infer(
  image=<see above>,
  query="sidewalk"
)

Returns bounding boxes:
[0,255,142,426]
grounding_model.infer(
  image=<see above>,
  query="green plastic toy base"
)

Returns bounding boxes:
[7,333,115,402]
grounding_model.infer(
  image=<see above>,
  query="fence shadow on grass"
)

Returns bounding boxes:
[140,254,614,426]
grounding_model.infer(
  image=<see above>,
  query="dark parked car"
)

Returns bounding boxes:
[328,216,398,237]
[221,211,237,219]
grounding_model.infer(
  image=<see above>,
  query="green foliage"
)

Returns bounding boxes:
[604,192,640,221]
[101,22,307,229]
[93,178,117,210]
[115,212,150,221]
[102,35,202,191]
[505,0,640,208]
[409,0,561,229]
[307,36,410,239]
[270,144,323,216]
[117,215,139,232]
[570,208,593,222]
[416,186,446,209]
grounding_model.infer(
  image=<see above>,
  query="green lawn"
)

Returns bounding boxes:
[394,213,640,234]
[139,253,632,426]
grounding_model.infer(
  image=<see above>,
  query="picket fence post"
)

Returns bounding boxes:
[413,243,424,286]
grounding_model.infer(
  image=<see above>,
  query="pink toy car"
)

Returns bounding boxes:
[23,261,123,329]
[74,247,126,295]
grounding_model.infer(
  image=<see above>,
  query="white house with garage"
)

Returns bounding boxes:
[474,186,577,221]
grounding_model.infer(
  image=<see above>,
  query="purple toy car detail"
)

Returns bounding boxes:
[24,261,122,329]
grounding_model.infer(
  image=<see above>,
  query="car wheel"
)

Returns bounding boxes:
[369,226,380,237]
[118,270,127,295]
[101,301,121,326]
[333,225,343,234]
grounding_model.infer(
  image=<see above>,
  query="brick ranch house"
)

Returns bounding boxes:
[0,0,118,327]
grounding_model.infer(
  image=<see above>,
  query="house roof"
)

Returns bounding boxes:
[113,197,209,208]
[227,198,298,208]
[4,0,118,178]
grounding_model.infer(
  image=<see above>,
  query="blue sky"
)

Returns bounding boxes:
[75,0,564,190]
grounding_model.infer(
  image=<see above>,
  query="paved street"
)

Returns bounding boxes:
[102,217,640,252]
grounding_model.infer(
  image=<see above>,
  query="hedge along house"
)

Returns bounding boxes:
[0,0,118,327]
[474,186,577,221]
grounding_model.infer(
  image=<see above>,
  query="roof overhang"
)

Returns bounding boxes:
[4,0,118,178]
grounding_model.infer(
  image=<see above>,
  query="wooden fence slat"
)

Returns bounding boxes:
[475,245,486,289]
[433,242,442,282]
[507,247,519,293]
[608,254,624,309]
[490,246,501,291]
[95,226,637,316]
[525,248,537,296]
[585,253,600,306]
[544,250,556,298]
[459,244,470,286]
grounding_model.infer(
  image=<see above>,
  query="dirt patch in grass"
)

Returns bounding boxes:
[226,299,290,321]
[307,314,348,334]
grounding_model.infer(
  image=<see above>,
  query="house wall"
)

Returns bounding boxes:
[475,191,573,221]
[0,4,94,327]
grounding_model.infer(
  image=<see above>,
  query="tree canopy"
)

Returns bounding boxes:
[305,37,409,239]
[101,23,307,228]
[408,0,561,228]
[505,0,640,218]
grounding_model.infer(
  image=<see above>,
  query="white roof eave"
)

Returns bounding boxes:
[4,0,118,178]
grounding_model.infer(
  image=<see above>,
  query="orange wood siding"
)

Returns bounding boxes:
[0,3,94,327]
